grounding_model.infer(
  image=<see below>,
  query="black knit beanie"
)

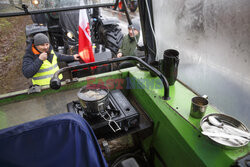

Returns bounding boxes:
[34,33,49,46]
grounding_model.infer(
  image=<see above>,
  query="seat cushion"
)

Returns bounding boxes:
[0,113,107,167]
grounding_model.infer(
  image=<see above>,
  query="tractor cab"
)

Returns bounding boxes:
[0,0,249,166]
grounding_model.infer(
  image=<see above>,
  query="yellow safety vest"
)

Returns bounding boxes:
[32,50,63,86]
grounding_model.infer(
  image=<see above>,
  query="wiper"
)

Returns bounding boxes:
[0,2,115,17]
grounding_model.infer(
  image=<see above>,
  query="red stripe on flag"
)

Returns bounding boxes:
[79,25,95,63]
[78,9,96,69]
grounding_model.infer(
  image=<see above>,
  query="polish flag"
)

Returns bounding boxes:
[78,9,95,64]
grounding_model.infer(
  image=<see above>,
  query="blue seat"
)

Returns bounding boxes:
[0,113,107,167]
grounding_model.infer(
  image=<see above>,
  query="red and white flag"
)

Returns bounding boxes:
[78,9,95,64]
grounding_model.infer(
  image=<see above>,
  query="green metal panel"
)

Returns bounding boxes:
[0,67,249,166]
[0,111,7,128]
[128,68,250,167]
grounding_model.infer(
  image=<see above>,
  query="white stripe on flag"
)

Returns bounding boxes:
[79,9,91,42]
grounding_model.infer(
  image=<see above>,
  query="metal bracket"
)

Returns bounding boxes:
[28,85,41,94]
[102,140,110,154]
[65,78,78,84]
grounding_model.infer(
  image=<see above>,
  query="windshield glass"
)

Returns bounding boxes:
[0,0,115,17]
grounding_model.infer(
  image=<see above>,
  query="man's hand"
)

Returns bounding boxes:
[117,52,123,58]
[73,54,80,60]
[39,52,48,61]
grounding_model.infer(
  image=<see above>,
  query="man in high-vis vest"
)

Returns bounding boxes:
[22,33,80,86]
